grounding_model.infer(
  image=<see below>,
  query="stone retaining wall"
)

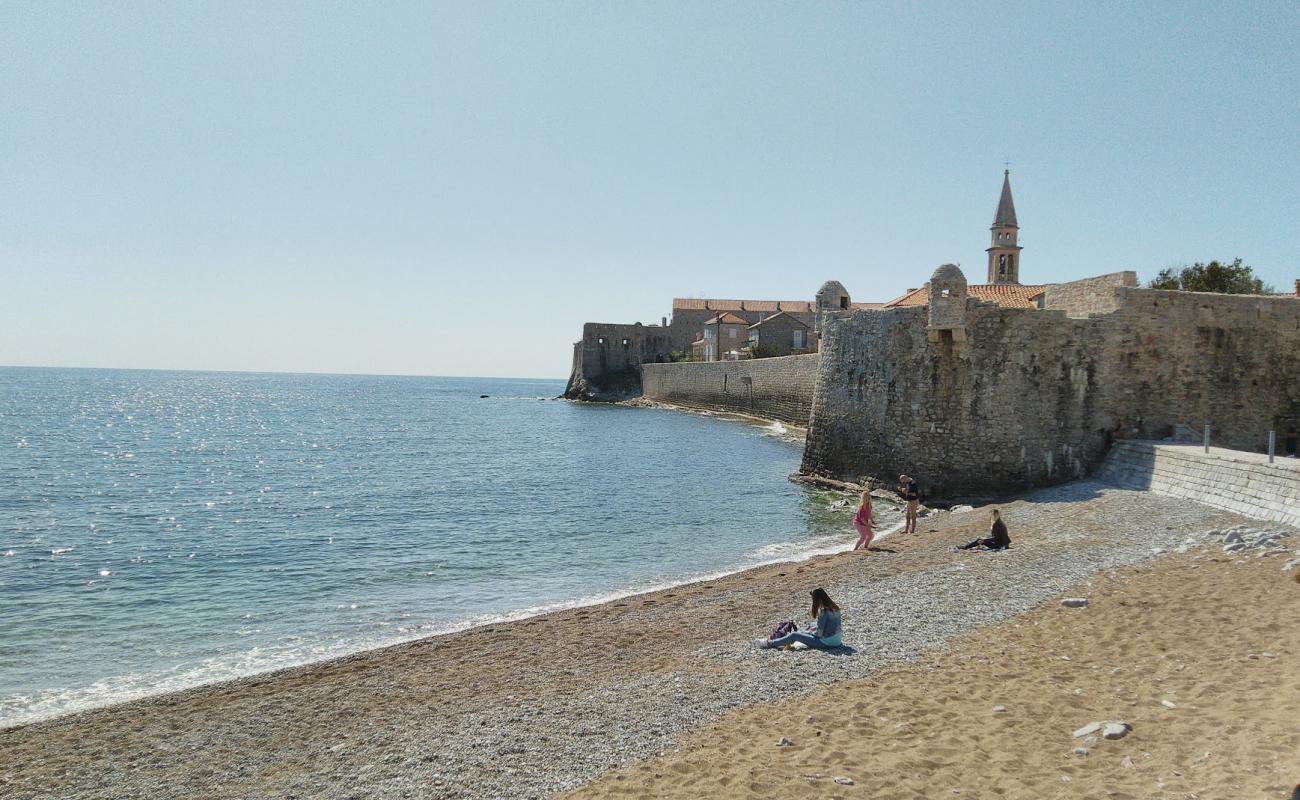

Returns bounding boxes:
[641,355,820,427]
[1096,441,1300,526]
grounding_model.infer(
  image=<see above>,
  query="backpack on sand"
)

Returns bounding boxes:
[770,621,798,640]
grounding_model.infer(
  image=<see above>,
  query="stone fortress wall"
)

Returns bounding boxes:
[564,322,674,401]
[1042,271,1138,316]
[800,279,1300,497]
[565,300,818,400]
[641,354,820,428]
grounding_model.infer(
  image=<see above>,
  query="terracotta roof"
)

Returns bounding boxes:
[851,302,885,310]
[882,284,1046,310]
[672,298,818,312]
[704,312,750,326]
[749,311,811,329]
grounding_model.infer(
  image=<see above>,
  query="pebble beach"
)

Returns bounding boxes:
[2,481,1295,799]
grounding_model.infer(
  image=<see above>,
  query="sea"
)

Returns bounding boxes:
[0,367,872,728]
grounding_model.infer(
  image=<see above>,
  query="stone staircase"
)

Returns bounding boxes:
[1096,441,1300,526]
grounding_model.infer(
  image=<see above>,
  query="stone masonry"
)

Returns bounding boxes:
[1042,271,1138,316]
[1096,441,1300,526]
[800,276,1300,497]
[641,354,820,428]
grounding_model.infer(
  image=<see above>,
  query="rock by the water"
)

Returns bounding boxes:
[776,737,794,747]
[1061,598,1089,608]
[1161,700,1177,709]
[992,705,1007,714]
[833,776,855,785]
[1072,747,1089,757]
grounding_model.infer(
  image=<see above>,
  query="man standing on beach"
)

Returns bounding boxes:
[898,474,920,534]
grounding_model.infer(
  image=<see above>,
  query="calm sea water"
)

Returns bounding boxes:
[0,368,861,727]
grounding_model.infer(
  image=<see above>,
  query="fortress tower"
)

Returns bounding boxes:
[986,170,1022,284]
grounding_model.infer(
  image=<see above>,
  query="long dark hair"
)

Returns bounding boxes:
[810,587,839,618]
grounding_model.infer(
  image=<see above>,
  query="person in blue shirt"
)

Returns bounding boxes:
[756,588,843,650]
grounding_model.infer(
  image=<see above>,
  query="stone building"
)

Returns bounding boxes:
[699,312,750,361]
[746,312,814,357]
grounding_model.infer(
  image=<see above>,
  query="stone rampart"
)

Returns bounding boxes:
[1042,271,1137,316]
[1096,441,1300,526]
[801,287,1300,497]
[564,322,673,401]
[641,355,820,427]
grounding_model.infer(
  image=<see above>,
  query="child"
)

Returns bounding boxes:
[852,485,874,551]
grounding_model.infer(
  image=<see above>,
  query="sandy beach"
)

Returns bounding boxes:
[1,482,1294,799]
[567,530,1300,799]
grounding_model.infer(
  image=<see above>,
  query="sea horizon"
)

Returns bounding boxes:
[0,363,567,383]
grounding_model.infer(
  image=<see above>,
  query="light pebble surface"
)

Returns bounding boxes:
[0,481,1277,799]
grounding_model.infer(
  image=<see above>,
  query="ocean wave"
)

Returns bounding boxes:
[0,522,908,730]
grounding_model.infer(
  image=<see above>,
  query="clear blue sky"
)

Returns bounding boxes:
[2,2,1297,379]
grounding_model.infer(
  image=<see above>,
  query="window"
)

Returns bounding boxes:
[704,329,714,339]
[839,297,849,309]
[597,337,605,345]
[621,338,629,347]
[793,329,804,348]
[940,288,951,298]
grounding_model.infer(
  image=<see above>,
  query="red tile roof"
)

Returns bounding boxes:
[673,298,819,313]
[882,284,1046,310]
[749,311,811,329]
[704,312,750,325]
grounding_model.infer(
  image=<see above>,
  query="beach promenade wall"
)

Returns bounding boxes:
[641,355,820,427]
[801,288,1300,497]
[1097,441,1300,526]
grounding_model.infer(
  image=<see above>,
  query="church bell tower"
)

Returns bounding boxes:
[986,169,1022,284]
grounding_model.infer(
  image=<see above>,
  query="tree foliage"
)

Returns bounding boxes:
[1148,259,1274,294]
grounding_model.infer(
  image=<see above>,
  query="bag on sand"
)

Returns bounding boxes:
[770,621,798,640]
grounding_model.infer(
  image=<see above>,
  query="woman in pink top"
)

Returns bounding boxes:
[852,484,874,551]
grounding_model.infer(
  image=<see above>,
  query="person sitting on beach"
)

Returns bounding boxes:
[756,588,843,650]
[956,509,1011,551]
[852,484,874,551]
[897,474,920,534]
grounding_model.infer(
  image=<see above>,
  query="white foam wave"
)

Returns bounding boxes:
[0,523,908,730]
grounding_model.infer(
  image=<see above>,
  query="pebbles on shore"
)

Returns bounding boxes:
[1,482,1286,800]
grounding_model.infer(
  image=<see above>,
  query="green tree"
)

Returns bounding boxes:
[1148,259,1274,294]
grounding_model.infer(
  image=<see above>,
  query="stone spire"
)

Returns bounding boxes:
[986,169,1022,284]
[993,170,1017,227]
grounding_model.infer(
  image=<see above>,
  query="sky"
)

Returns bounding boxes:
[2,2,1297,379]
